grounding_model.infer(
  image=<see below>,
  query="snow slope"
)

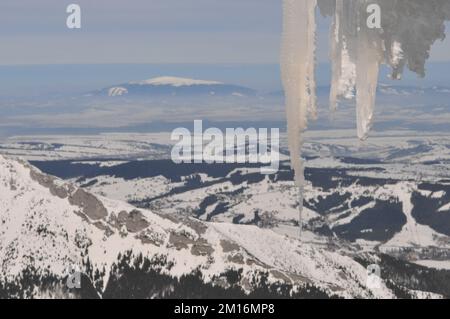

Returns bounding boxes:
[129,77,223,87]
[0,155,399,298]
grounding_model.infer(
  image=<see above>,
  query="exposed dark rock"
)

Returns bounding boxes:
[117,210,149,233]
[69,189,108,220]
[30,169,73,199]
[227,253,245,264]
[191,239,215,257]
[220,240,240,253]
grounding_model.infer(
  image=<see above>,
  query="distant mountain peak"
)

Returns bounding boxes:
[97,76,255,98]
[108,87,128,96]
[129,76,223,87]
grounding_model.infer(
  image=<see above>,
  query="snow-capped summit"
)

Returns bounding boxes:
[108,87,128,97]
[129,76,223,87]
[96,76,256,98]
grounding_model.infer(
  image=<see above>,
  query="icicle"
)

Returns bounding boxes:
[330,0,357,112]
[329,0,343,112]
[354,0,382,141]
[306,3,318,121]
[355,30,381,141]
[389,41,405,80]
[328,0,380,141]
[281,0,450,238]
[281,0,317,238]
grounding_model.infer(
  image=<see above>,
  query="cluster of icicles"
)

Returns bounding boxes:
[281,0,450,237]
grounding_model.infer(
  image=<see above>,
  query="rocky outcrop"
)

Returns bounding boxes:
[69,189,108,220]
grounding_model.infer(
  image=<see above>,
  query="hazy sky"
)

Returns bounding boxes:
[0,0,282,65]
[1,0,448,65]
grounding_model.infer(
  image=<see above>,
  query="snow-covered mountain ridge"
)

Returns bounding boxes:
[129,76,223,87]
[1,156,450,298]
[0,155,396,298]
[94,76,256,97]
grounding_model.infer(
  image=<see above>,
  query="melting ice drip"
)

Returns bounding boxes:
[281,0,450,238]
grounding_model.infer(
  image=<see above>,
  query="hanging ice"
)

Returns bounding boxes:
[281,0,317,236]
[327,0,384,140]
[281,0,316,183]
[281,0,450,236]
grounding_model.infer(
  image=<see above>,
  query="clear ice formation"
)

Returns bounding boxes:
[281,0,450,236]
